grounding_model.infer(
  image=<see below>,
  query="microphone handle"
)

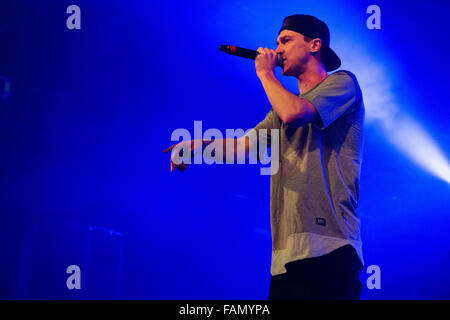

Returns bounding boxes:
[219,45,283,67]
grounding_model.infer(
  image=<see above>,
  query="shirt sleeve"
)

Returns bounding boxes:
[302,71,358,129]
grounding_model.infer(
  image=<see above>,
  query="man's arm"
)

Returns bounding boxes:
[163,137,251,172]
[206,137,251,164]
[255,48,318,125]
[258,72,318,125]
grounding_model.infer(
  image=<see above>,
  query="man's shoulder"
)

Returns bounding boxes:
[326,70,363,100]
[327,70,360,88]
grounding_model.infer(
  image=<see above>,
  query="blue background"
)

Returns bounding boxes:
[0,0,449,299]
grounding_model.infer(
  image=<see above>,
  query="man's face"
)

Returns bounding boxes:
[276,30,313,77]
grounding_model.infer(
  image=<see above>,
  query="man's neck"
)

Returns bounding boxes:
[297,63,328,95]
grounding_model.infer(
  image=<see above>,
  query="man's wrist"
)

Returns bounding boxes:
[257,71,276,81]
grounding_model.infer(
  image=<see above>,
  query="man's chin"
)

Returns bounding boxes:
[281,66,301,78]
[281,68,293,76]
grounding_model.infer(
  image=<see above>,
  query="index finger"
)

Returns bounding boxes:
[162,144,176,153]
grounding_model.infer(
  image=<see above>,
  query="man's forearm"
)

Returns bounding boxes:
[222,137,250,163]
[201,137,249,163]
[258,72,305,124]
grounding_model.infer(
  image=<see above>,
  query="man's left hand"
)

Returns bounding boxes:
[255,47,277,78]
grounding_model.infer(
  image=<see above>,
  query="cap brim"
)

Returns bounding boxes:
[322,45,341,72]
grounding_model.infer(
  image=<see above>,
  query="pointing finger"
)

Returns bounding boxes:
[162,144,175,153]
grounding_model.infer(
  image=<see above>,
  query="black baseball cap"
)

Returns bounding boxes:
[279,14,341,72]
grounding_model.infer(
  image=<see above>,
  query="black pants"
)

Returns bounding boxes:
[268,245,363,300]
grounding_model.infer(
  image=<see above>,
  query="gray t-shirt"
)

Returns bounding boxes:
[250,70,365,276]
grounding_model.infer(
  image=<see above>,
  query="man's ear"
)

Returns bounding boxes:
[310,38,322,54]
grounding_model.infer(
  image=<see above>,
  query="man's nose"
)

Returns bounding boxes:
[275,47,283,54]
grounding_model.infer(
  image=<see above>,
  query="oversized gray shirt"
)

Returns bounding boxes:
[249,70,365,276]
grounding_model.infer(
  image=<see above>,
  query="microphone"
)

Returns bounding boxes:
[219,45,283,67]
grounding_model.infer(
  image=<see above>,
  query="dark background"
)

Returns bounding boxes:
[0,0,449,299]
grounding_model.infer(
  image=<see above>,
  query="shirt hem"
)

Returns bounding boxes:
[270,232,364,276]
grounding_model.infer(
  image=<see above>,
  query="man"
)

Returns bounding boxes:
[164,14,365,300]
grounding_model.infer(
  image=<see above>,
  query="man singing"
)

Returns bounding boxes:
[165,14,365,300]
